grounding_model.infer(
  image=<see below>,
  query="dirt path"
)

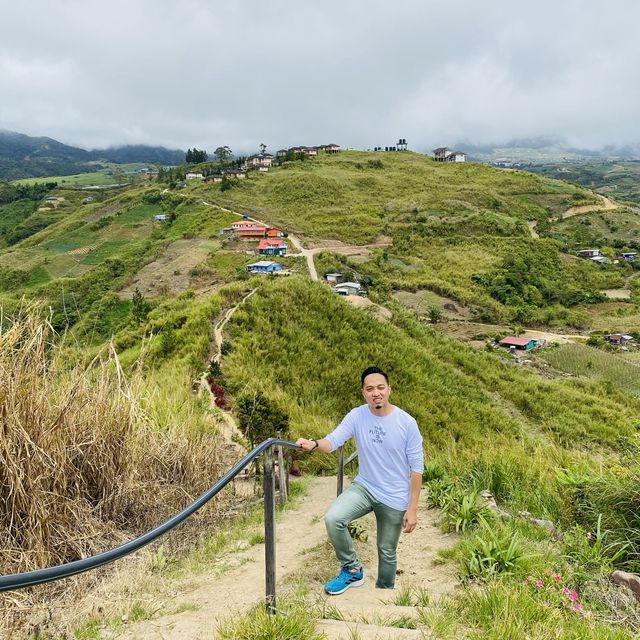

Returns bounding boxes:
[287,232,318,281]
[437,320,588,345]
[212,289,257,364]
[559,194,618,220]
[108,477,457,639]
[200,288,258,443]
[527,220,539,239]
[345,294,392,322]
[601,288,632,300]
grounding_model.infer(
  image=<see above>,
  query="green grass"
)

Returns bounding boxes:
[216,598,325,640]
[82,240,129,264]
[13,164,150,187]
[195,151,594,244]
[540,343,640,397]
[117,203,163,223]
[553,207,640,248]
[24,264,51,288]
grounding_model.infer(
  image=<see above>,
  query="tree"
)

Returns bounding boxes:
[214,146,233,164]
[236,391,289,447]
[259,143,267,155]
[186,148,208,163]
[131,287,151,324]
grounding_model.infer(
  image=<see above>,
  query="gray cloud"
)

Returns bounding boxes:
[1,0,639,153]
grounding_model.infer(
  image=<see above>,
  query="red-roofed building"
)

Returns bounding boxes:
[498,336,536,350]
[232,221,269,237]
[258,238,287,256]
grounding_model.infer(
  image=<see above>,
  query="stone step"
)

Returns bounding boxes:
[317,618,429,639]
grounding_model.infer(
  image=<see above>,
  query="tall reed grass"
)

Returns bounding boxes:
[0,311,226,634]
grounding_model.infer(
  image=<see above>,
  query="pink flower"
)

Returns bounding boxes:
[563,587,571,595]
[554,574,562,581]
[536,580,543,588]
[573,603,581,610]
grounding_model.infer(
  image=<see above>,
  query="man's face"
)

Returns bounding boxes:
[361,373,391,411]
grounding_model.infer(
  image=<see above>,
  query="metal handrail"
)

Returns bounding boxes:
[336,446,358,496]
[0,437,299,612]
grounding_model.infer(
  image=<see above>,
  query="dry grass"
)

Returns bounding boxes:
[0,310,227,637]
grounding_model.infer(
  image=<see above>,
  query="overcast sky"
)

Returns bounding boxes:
[1,1,639,153]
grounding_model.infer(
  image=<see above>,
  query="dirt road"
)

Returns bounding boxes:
[560,194,618,220]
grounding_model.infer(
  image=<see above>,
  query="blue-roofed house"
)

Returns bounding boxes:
[246,260,282,274]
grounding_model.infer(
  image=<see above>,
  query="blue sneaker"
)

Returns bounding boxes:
[324,566,364,595]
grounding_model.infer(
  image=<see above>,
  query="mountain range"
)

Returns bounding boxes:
[0,130,185,180]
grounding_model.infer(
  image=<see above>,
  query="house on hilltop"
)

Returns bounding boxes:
[245,154,273,169]
[186,170,204,179]
[433,147,467,162]
[318,144,340,153]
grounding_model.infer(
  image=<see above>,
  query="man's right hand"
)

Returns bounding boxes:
[296,438,317,451]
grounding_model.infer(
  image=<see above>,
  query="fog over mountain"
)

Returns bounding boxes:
[1,1,640,153]
[0,129,185,180]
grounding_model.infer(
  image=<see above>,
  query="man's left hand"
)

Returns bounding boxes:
[403,508,417,533]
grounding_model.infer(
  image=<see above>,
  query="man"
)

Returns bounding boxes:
[296,366,424,595]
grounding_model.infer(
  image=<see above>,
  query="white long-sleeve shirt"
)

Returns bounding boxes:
[326,404,424,511]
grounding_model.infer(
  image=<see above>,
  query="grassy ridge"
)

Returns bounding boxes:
[200,151,596,244]
[190,151,625,326]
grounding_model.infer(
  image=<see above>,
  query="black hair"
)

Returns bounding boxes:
[360,366,389,386]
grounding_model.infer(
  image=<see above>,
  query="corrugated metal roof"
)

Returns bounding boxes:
[499,336,534,347]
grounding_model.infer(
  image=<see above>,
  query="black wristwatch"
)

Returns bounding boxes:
[310,439,319,450]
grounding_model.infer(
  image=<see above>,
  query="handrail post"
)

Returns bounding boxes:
[337,445,344,496]
[284,448,290,498]
[277,431,287,504]
[263,444,276,614]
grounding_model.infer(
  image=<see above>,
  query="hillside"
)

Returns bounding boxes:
[529,160,640,207]
[191,151,635,327]
[1,150,640,638]
[0,130,184,180]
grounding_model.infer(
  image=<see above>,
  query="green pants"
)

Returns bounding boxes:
[324,481,405,589]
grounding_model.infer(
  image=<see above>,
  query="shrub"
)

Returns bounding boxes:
[442,488,493,533]
[563,515,629,573]
[460,526,527,580]
[236,391,289,446]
